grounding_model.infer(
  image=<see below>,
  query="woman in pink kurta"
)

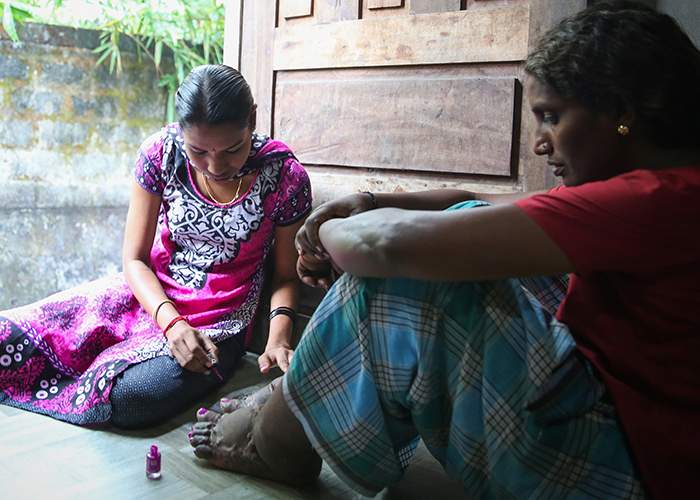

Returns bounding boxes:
[0,65,312,427]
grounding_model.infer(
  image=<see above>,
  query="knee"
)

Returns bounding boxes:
[109,373,172,429]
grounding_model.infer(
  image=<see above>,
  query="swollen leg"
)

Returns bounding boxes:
[219,376,282,413]
[253,386,321,484]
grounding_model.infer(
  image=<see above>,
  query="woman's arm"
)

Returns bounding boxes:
[296,189,544,259]
[369,188,544,210]
[122,179,217,372]
[259,218,306,374]
[318,204,572,282]
[122,179,168,319]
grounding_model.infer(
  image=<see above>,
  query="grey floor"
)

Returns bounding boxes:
[1,354,468,500]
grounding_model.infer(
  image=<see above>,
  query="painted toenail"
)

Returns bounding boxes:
[198,407,207,415]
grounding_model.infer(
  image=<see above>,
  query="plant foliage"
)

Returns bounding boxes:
[2,0,225,121]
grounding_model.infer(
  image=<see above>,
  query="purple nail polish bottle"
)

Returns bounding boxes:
[146,444,162,480]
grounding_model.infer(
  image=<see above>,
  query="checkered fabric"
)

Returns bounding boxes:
[284,229,645,498]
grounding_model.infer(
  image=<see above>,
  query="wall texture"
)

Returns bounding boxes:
[0,23,166,309]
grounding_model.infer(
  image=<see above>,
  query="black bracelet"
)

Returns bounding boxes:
[269,306,297,324]
[361,191,378,210]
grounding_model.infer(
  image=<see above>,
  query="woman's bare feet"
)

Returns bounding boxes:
[218,376,282,414]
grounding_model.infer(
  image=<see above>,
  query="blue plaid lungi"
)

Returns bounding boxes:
[283,202,646,499]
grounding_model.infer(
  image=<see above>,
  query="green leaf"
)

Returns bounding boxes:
[95,47,112,66]
[109,49,117,73]
[154,40,162,68]
[3,3,20,44]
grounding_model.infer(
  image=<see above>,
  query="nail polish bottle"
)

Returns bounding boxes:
[146,444,162,480]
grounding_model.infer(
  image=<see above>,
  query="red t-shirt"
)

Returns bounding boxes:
[515,166,700,500]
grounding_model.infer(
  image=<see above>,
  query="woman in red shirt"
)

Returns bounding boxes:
[189,2,700,498]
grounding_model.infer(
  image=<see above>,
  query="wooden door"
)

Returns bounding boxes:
[224,0,586,200]
[222,0,586,346]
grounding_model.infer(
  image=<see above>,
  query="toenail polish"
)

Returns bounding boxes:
[146,444,162,480]
[198,407,207,416]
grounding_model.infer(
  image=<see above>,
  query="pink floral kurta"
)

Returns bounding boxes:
[0,124,312,424]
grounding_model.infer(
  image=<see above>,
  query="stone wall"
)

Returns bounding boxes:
[0,23,167,309]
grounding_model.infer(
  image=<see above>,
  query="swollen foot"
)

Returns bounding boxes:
[219,376,282,413]
[189,406,319,487]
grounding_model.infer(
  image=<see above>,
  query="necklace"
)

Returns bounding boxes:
[203,175,243,205]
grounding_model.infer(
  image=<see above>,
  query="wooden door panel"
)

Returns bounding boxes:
[316,0,361,23]
[273,5,530,70]
[362,0,408,17]
[239,0,276,134]
[367,0,404,9]
[410,0,462,14]
[275,72,517,175]
[467,0,525,11]
[281,0,314,19]
[233,0,586,187]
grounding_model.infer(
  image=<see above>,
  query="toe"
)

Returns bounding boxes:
[193,444,214,459]
[189,434,211,446]
[192,421,215,433]
[220,397,245,413]
[196,407,221,423]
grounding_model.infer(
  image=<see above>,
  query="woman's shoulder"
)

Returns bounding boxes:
[253,134,295,161]
[254,134,309,179]
[596,165,700,204]
[138,123,181,163]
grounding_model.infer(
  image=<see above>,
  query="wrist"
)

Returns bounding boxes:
[265,340,292,351]
[360,191,379,210]
[269,306,296,325]
[163,315,187,336]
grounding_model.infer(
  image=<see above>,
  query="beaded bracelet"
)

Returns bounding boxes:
[361,191,378,210]
[163,315,187,335]
[269,306,297,325]
[153,299,176,323]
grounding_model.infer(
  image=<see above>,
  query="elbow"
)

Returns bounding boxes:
[330,218,403,278]
[122,255,150,277]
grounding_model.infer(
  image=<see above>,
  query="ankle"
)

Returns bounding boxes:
[252,414,321,485]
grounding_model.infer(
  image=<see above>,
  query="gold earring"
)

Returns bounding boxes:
[617,124,630,136]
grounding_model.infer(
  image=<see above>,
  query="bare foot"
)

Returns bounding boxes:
[189,407,280,481]
[188,406,314,487]
[219,376,282,414]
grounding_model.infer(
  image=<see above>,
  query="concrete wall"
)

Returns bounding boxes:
[0,23,167,309]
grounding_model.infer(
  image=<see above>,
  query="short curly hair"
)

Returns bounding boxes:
[525,1,700,149]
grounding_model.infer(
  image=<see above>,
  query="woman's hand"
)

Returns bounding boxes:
[258,343,294,373]
[165,321,219,373]
[295,192,376,258]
